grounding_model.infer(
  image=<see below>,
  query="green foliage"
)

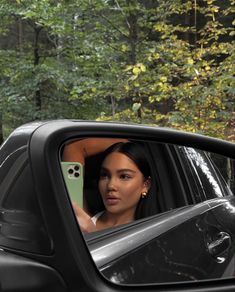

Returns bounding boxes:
[116,0,235,140]
[0,0,234,141]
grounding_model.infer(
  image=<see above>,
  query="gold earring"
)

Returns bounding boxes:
[141,192,147,198]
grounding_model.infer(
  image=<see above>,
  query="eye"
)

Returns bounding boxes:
[120,173,132,180]
[99,170,109,179]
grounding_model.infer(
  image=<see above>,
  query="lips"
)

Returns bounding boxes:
[105,195,120,206]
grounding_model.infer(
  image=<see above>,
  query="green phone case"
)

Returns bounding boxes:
[61,162,84,208]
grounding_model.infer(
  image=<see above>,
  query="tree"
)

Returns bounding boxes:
[0,0,110,137]
[119,0,234,139]
[0,0,234,141]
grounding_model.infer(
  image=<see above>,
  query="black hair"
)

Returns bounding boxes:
[99,142,157,220]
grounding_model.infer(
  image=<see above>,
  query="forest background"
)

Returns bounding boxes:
[0,0,234,144]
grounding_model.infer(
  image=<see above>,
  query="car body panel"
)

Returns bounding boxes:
[0,251,67,291]
[87,197,235,284]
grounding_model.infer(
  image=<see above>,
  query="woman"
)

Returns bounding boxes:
[64,140,155,233]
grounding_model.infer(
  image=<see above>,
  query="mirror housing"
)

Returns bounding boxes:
[1,120,234,291]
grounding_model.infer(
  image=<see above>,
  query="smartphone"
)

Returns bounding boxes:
[61,162,84,208]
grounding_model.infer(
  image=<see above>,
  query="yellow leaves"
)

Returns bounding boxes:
[187,58,194,65]
[213,96,222,107]
[147,52,161,62]
[229,31,235,37]
[153,53,160,60]
[148,96,162,103]
[132,63,146,75]
[133,67,141,75]
[125,63,146,75]
[140,64,146,72]
[154,23,164,32]
[156,80,169,93]
[211,6,219,13]
[121,45,128,52]
[209,110,217,119]
[134,82,140,87]
[124,65,133,72]
[16,0,21,3]
[124,63,147,83]
[91,87,96,93]
[160,76,167,82]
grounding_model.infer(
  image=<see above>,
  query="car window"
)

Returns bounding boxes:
[61,139,234,226]
[209,152,235,195]
[177,146,226,200]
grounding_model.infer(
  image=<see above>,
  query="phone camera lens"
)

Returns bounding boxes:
[74,165,80,171]
[74,172,80,178]
[68,168,74,174]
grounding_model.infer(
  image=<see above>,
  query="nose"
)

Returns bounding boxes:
[107,176,118,190]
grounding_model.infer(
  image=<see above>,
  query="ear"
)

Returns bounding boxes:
[144,176,151,192]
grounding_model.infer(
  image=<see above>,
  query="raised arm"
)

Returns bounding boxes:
[62,137,128,230]
[62,138,128,164]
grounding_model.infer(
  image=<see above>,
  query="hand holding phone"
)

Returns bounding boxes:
[61,162,84,208]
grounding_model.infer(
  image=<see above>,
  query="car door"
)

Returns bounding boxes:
[88,202,233,284]
[175,146,235,277]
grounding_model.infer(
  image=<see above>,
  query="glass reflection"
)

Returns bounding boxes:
[183,147,223,198]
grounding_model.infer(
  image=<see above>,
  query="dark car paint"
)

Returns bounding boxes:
[87,197,235,284]
[0,251,67,291]
[0,120,234,292]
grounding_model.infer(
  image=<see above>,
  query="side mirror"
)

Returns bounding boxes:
[48,121,234,286]
[26,121,235,288]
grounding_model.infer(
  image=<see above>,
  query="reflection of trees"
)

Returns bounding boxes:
[185,147,223,197]
[209,153,235,194]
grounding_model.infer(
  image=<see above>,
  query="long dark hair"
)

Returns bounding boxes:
[99,142,157,220]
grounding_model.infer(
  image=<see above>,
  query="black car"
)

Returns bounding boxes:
[0,120,234,292]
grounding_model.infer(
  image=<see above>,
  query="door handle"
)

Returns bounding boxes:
[208,232,231,257]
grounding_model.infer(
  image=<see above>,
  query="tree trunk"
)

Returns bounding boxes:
[18,19,23,50]
[194,0,198,45]
[126,0,138,107]
[127,0,138,65]
[110,96,116,117]
[34,27,42,111]
[184,0,197,46]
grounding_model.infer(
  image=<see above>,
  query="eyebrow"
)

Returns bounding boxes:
[100,167,137,174]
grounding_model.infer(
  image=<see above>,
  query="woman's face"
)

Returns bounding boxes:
[98,152,149,218]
